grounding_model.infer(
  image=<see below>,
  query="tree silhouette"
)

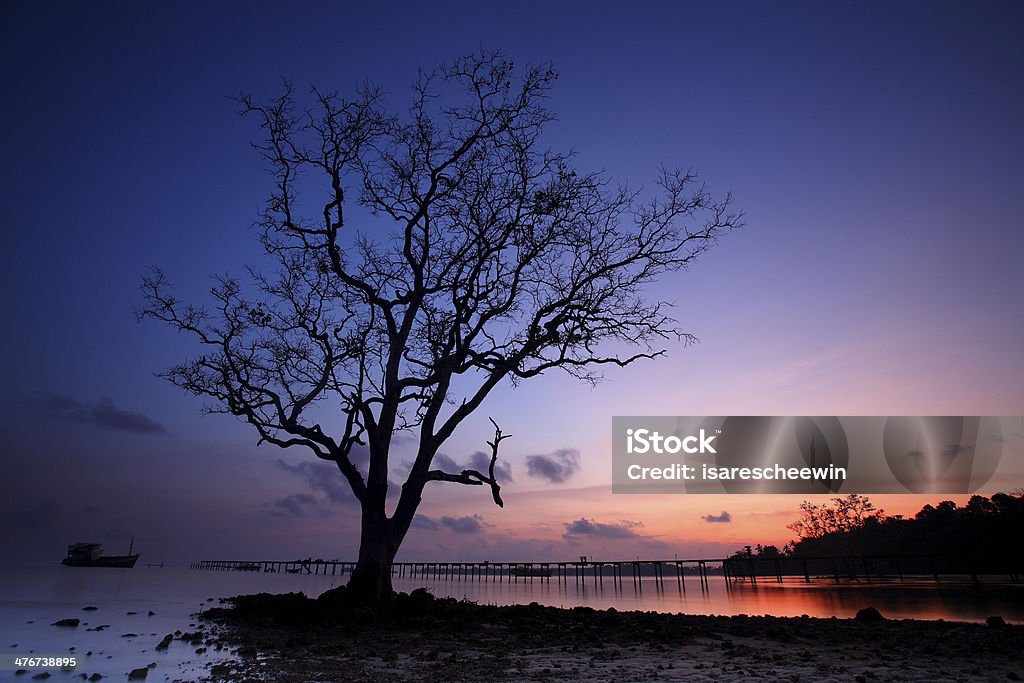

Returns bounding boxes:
[787,494,885,540]
[140,50,741,602]
[784,493,1024,577]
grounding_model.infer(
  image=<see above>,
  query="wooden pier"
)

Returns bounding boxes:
[191,553,1022,586]
[190,557,724,587]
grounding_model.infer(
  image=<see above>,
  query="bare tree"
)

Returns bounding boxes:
[787,494,886,540]
[140,50,741,603]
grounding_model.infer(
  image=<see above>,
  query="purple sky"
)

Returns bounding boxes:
[2,1,1022,565]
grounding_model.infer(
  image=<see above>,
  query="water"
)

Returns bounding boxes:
[0,565,342,682]
[2,564,1022,681]
[405,573,1024,622]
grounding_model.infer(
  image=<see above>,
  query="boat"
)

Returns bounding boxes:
[62,540,139,568]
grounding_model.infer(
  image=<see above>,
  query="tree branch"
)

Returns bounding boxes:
[426,418,508,507]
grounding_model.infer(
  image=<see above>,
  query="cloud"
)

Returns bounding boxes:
[271,493,323,517]
[430,452,514,483]
[433,453,460,472]
[276,459,355,505]
[411,515,440,531]
[30,392,167,434]
[440,514,484,534]
[526,448,580,484]
[702,511,732,523]
[411,514,484,534]
[562,518,641,539]
[561,518,669,550]
[274,457,399,510]
[466,451,513,483]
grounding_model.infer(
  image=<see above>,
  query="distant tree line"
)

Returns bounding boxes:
[731,493,1024,578]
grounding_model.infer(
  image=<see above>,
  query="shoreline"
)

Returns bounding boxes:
[199,587,1024,682]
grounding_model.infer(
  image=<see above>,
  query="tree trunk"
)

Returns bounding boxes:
[345,474,425,605]
[347,515,399,604]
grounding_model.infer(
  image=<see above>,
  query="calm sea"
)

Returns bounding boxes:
[1,564,1022,680]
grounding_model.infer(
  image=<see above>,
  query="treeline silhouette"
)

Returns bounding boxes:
[731,493,1024,579]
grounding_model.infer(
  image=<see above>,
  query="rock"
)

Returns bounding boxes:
[127,667,148,680]
[52,618,80,627]
[31,673,51,680]
[855,607,885,622]
[155,634,173,651]
[147,611,155,616]
[1007,673,1020,681]
[987,615,1008,628]
[82,606,97,611]
[89,675,103,681]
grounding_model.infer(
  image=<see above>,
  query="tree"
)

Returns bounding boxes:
[787,494,885,541]
[140,50,741,603]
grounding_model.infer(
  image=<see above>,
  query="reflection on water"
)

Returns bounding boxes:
[397,574,1024,622]
[1,563,1022,679]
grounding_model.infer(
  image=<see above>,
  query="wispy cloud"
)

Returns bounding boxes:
[431,451,513,483]
[526,448,580,484]
[412,514,484,534]
[702,511,732,523]
[270,493,325,517]
[562,518,641,539]
[433,453,460,472]
[466,451,513,483]
[411,515,440,531]
[30,392,167,434]
[276,459,356,506]
[440,514,484,534]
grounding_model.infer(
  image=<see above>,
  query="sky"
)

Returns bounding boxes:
[1,1,1022,566]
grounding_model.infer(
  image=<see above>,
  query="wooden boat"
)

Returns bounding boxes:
[62,540,139,568]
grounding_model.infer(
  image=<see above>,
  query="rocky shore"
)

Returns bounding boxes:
[199,586,1024,682]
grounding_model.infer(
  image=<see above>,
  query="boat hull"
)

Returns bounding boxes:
[62,554,140,568]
